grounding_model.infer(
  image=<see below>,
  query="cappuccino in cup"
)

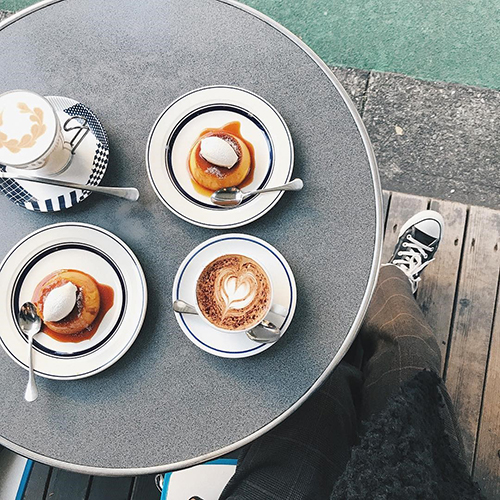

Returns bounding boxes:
[196,254,284,332]
[0,90,88,175]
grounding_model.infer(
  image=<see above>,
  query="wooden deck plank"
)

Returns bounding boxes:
[444,205,500,471]
[21,462,51,500]
[417,199,468,372]
[45,469,90,500]
[381,191,429,263]
[129,475,161,500]
[382,190,391,230]
[473,299,500,498]
[87,476,134,500]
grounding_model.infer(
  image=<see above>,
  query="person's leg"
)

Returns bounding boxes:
[360,263,442,418]
[359,211,463,456]
[219,362,362,500]
[220,210,462,500]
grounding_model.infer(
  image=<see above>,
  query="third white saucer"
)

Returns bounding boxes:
[172,233,297,358]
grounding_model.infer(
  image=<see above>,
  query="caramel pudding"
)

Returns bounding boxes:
[188,122,255,195]
[32,269,114,343]
[196,254,271,331]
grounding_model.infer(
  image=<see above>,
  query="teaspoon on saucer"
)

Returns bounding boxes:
[173,299,282,344]
[210,178,303,207]
[0,172,139,201]
[18,302,42,402]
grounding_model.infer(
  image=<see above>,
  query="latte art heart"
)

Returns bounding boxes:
[218,270,258,311]
[196,254,271,331]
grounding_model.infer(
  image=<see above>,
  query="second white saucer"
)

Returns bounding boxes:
[172,234,297,358]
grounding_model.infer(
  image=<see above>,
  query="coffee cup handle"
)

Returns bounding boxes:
[63,116,91,154]
[270,304,288,317]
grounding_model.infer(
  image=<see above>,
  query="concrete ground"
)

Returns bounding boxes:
[332,66,500,209]
[1,6,499,209]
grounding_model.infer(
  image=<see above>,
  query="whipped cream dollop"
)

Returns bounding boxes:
[200,136,238,168]
[43,282,78,322]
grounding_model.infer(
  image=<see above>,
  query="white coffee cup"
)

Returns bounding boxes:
[195,254,287,333]
[0,90,89,175]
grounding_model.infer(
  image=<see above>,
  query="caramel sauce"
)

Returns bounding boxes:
[189,121,255,196]
[31,269,114,343]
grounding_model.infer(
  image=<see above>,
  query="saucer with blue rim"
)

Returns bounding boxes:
[0,223,147,380]
[146,86,294,229]
[0,96,109,212]
[172,233,297,358]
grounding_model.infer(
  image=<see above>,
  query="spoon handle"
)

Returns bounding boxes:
[242,178,303,199]
[173,299,198,315]
[24,332,39,402]
[0,172,139,201]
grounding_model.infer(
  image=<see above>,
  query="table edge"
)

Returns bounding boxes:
[0,0,383,476]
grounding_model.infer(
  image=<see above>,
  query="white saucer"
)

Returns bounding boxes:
[147,86,294,229]
[0,223,147,380]
[0,96,109,212]
[172,234,297,358]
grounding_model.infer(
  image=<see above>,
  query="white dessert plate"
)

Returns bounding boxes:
[146,86,294,229]
[0,223,147,380]
[172,234,297,358]
[0,96,109,212]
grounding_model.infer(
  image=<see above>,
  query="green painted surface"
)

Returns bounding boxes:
[1,0,498,89]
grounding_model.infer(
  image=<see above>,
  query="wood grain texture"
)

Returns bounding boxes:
[444,205,500,471]
[382,190,391,232]
[129,475,161,500]
[417,199,467,372]
[473,296,500,499]
[21,462,51,500]
[381,191,428,263]
[45,469,90,500]
[87,476,133,500]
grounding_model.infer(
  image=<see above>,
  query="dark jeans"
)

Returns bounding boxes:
[219,265,462,500]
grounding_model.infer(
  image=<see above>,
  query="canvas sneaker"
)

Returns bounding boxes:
[388,210,445,293]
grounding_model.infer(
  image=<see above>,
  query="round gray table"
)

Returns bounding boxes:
[0,0,382,475]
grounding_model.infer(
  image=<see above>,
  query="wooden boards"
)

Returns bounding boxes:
[383,192,500,497]
[418,199,467,371]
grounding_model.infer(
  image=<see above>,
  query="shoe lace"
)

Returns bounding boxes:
[392,234,435,292]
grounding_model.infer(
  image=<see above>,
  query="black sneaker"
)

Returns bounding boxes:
[388,210,445,293]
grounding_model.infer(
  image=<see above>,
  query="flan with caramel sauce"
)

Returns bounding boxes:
[188,122,255,194]
[32,269,114,342]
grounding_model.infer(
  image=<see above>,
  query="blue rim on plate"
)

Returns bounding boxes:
[0,223,147,380]
[11,242,127,358]
[172,234,296,358]
[147,86,294,229]
[0,96,109,212]
[165,103,274,210]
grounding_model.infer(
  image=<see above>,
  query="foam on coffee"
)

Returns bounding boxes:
[0,90,57,166]
[196,254,271,331]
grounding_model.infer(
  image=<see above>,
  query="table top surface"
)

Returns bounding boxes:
[0,0,381,475]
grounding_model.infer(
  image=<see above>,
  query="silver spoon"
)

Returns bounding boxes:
[210,178,303,207]
[18,302,42,402]
[173,299,282,344]
[245,320,283,344]
[0,172,139,201]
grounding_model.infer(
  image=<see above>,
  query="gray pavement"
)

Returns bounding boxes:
[0,9,498,209]
[331,66,500,209]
